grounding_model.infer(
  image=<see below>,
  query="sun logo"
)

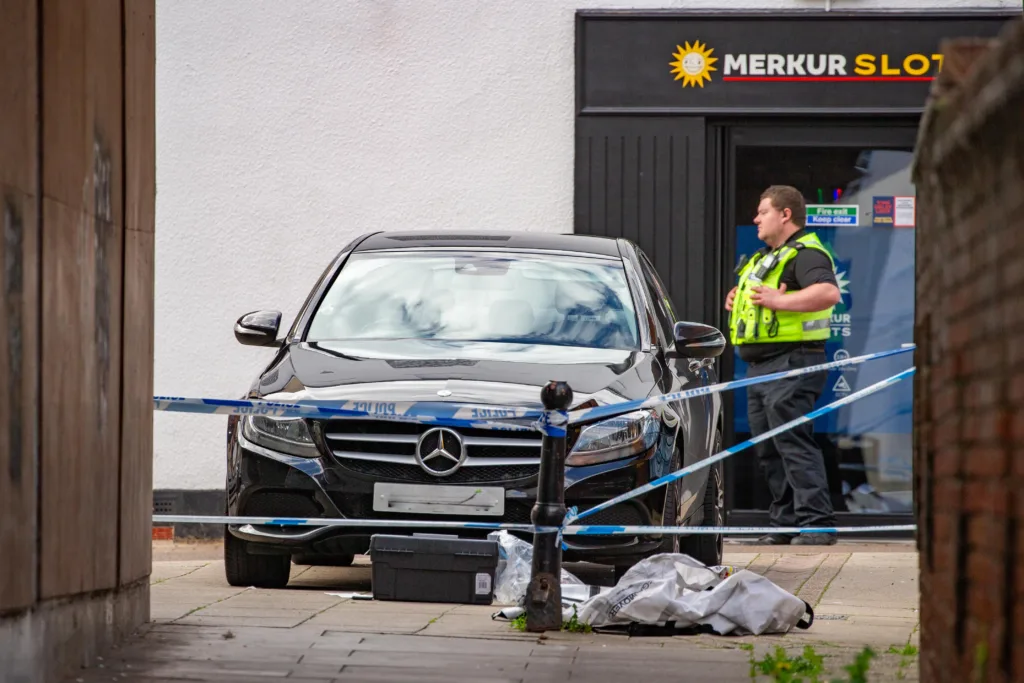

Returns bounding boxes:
[835,269,850,297]
[669,40,717,88]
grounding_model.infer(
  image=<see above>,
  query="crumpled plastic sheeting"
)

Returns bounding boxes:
[490,583,611,624]
[577,553,813,636]
[488,530,584,605]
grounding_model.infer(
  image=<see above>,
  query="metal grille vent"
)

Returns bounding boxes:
[322,419,542,474]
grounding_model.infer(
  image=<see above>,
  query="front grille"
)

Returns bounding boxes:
[574,502,648,527]
[338,498,644,527]
[317,418,542,483]
[566,502,648,547]
[337,459,538,484]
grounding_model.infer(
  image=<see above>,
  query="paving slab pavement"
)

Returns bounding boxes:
[65,541,922,682]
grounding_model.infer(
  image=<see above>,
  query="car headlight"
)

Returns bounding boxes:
[241,415,320,458]
[565,409,660,466]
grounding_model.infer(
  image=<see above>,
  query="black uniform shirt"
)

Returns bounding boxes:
[736,230,839,364]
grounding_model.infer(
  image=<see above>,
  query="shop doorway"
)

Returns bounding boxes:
[717,122,919,530]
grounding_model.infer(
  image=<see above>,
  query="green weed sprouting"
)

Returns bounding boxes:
[747,645,827,682]
[563,605,592,633]
[508,605,592,634]
[510,613,527,631]
[743,644,876,682]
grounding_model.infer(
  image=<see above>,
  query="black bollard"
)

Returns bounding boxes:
[525,380,573,633]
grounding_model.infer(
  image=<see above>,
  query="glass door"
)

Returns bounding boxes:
[720,123,918,525]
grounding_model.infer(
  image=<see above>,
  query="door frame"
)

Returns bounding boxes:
[713,119,920,534]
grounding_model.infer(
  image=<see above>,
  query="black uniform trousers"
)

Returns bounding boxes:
[745,346,836,531]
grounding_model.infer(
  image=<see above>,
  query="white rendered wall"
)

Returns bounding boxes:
[154,0,1018,490]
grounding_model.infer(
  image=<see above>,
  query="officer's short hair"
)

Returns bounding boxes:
[760,185,806,228]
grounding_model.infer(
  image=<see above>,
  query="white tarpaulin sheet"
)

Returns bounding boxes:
[576,553,813,635]
[488,533,813,637]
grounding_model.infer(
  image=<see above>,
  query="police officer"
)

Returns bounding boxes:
[726,185,842,546]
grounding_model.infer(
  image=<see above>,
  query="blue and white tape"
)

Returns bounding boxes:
[564,366,916,526]
[562,524,918,536]
[152,346,916,539]
[152,514,559,533]
[153,345,914,438]
[150,515,915,537]
[152,396,566,436]
[566,345,915,425]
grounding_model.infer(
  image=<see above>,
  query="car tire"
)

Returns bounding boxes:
[293,553,355,567]
[660,457,683,555]
[606,445,686,585]
[606,431,724,584]
[224,527,291,588]
[680,429,725,568]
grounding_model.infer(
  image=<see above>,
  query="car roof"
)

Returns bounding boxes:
[352,231,624,258]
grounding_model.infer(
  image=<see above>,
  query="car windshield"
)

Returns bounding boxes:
[306,250,641,350]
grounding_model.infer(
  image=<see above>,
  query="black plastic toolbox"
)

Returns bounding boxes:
[369,533,499,604]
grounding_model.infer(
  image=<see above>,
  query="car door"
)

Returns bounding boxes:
[631,246,714,519]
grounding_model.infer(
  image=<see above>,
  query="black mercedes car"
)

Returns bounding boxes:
[223,231,726,588]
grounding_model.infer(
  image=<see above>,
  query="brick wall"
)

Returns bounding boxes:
[912,17,1024,683]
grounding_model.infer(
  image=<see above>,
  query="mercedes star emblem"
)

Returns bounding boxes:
[415,427,466,477]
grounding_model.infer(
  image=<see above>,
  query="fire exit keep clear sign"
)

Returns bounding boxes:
[806,204,859,226]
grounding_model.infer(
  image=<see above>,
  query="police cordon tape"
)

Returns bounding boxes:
[152,348,917,539]
[151,515,550,533]
[152,344,915,439]
[148,514,917,537]
[555,365,916,545]
[560,524,918,536]
[563,365,916,526]
[152,395,558,435]
[564,344,914,425]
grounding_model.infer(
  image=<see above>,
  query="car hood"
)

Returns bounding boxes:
[257,339,663,410]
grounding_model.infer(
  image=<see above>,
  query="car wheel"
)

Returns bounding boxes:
[680,429,725,567]
[293,553,355,567]
[660,450,684,555]
[224,527,291,588]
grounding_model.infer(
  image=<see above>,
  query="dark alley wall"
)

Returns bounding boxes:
[0,1,155,681]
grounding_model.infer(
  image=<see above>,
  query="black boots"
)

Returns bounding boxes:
[749,531,839,545]
[754,533,794,545]
[792,532,838,545]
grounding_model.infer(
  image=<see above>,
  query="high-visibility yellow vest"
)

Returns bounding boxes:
[729,232,836,347]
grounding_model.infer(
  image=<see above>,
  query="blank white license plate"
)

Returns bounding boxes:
[372,483,505,517]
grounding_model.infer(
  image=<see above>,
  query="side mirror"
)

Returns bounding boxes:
[672,321,726,359]
[234,310,282,347]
